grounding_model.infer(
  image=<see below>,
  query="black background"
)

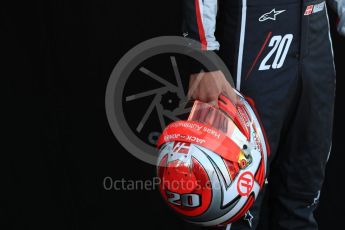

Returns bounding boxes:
[3,1,345,229]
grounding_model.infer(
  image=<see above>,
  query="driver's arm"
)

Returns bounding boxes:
[183,0,238,105]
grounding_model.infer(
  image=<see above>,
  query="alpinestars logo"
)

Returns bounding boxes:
[259,9,286,22]
[244,211,254,228]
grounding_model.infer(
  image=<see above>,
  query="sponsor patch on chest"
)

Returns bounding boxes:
[304,1,325,16]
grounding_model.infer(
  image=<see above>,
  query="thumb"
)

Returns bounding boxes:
[207,97,219,108]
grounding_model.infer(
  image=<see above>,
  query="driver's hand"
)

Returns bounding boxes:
[187,71,239,107]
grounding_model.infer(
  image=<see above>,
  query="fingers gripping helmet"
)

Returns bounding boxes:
[156,92,270,227]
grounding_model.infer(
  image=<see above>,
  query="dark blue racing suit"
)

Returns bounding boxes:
[182,0,344,229]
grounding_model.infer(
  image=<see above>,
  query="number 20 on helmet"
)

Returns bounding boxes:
[156,91,270,227]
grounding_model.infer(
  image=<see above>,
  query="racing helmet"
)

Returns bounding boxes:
[156,91,270,227]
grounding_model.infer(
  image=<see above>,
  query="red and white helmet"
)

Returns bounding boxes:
[156,91,270,227]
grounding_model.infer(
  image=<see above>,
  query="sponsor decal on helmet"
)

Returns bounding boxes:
[237,172,255,196]
[172,142,191,154]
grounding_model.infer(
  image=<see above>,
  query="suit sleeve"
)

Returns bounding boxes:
[182,0,220,51]
[328,0,345,36]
